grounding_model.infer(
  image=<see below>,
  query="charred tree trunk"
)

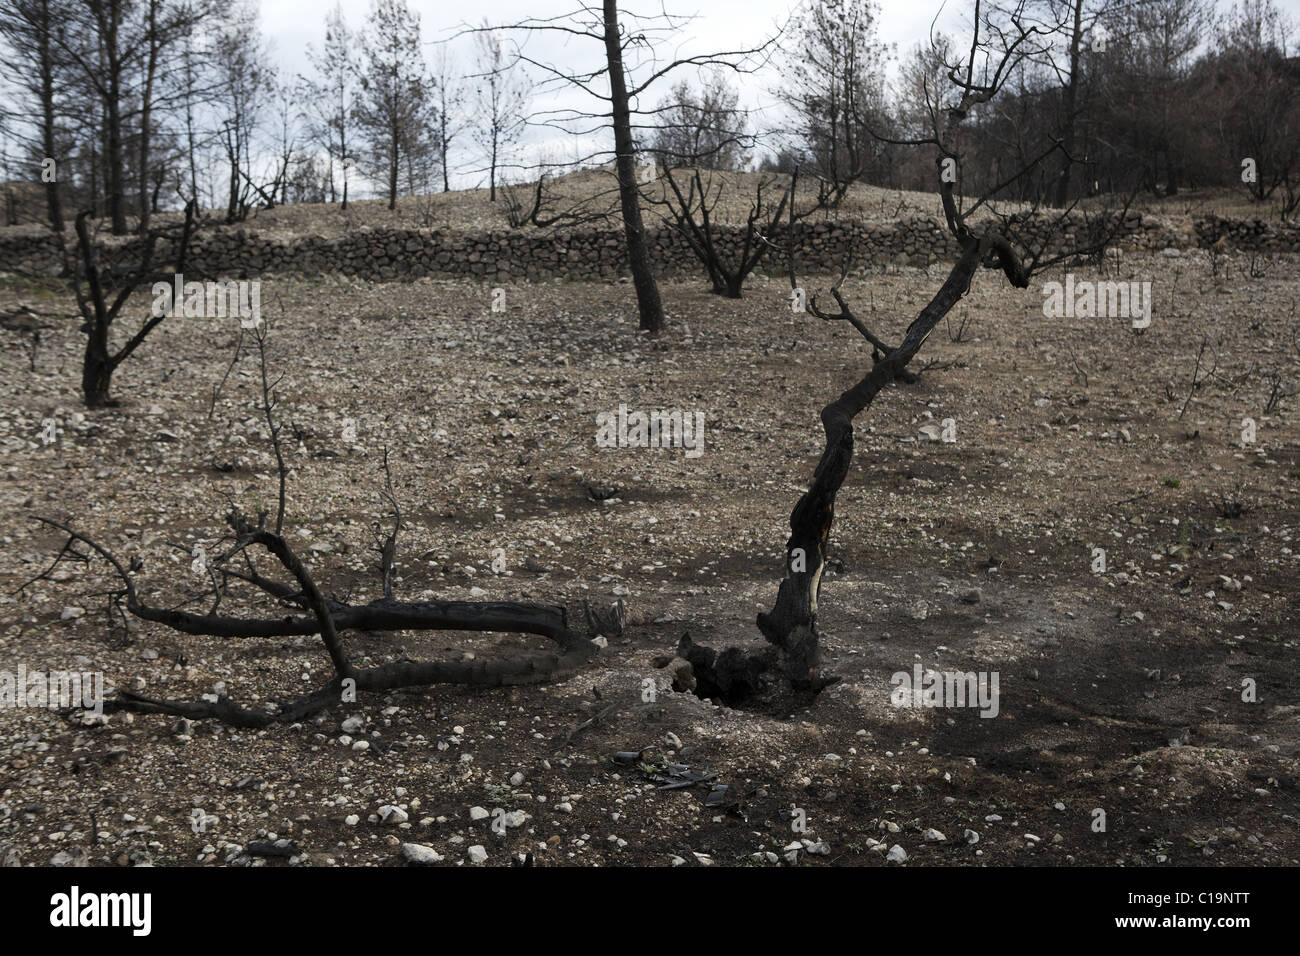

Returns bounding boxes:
[81,341,113,409]
[681,235,1021,709]
[603,0,665,334]
[759,241,984,681]
[1053,0,1084,208]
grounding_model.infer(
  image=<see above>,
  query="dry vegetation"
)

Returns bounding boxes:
[1,226,1298,865]
[5,169,1280,241]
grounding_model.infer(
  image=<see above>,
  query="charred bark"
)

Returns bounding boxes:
[37,515,599,727]
[603,0,666,333]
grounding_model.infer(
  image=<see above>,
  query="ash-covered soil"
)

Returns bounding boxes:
[1,249,1298,867]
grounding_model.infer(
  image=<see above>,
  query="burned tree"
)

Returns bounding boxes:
[70,200,200,408]
[679,0,1135,708]
[35,326,601,725]
[646,166,831,299]
[777,0,894,206]
[501,173,613,229]
[468,1,778,333]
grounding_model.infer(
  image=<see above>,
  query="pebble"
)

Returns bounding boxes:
[401,843,443,865]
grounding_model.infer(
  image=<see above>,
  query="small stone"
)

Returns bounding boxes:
[469,806,490,821]
[379,806,408,825]
[401,843,443,865]
[923,828,946,842]
[467,845,488,864]
[887,845,908,863]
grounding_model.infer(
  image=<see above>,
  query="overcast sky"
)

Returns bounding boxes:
[253,0,1300,191]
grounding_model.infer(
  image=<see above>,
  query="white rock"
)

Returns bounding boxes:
[887,844,908,863]
[469,806,490,821]
[923,828,946,842]
[467,845,488,864]
[401,843,443,865]
[379,806,408,825]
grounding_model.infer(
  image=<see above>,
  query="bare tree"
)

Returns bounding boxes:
[69,201,199,407]
[301,3,359,208]
[212,2,273,223]
[646,166,831,298]
[430,46,465,193]
[678,0,1137,706]
[470,2,779,334]
[0,0,68,232]
[650,69,751,170]
[36,331,601,724]
[133,0,210,232]
[1208,0,1300,215]
[470,24,528,202]
[778,0,894,206]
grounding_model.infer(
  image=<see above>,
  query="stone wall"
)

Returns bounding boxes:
[3,213,1298,283]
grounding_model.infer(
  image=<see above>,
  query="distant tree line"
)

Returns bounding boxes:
[0,0,1297,235]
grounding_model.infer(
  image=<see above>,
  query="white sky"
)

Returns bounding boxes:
[253,0,1300,191]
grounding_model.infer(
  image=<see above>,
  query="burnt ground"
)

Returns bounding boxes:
[0,248,1298,867]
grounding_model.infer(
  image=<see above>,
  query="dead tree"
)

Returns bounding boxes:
[464,1,779,333]
[678,0,1136,708]
[502,173,614,229]
[34,327,599,725]
[70,200,200,408]
[646,166,831,298]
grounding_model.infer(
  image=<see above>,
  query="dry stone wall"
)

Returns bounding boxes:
[2,213,1297,283]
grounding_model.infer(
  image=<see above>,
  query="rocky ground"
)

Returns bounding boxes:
[0,244,1297,867]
